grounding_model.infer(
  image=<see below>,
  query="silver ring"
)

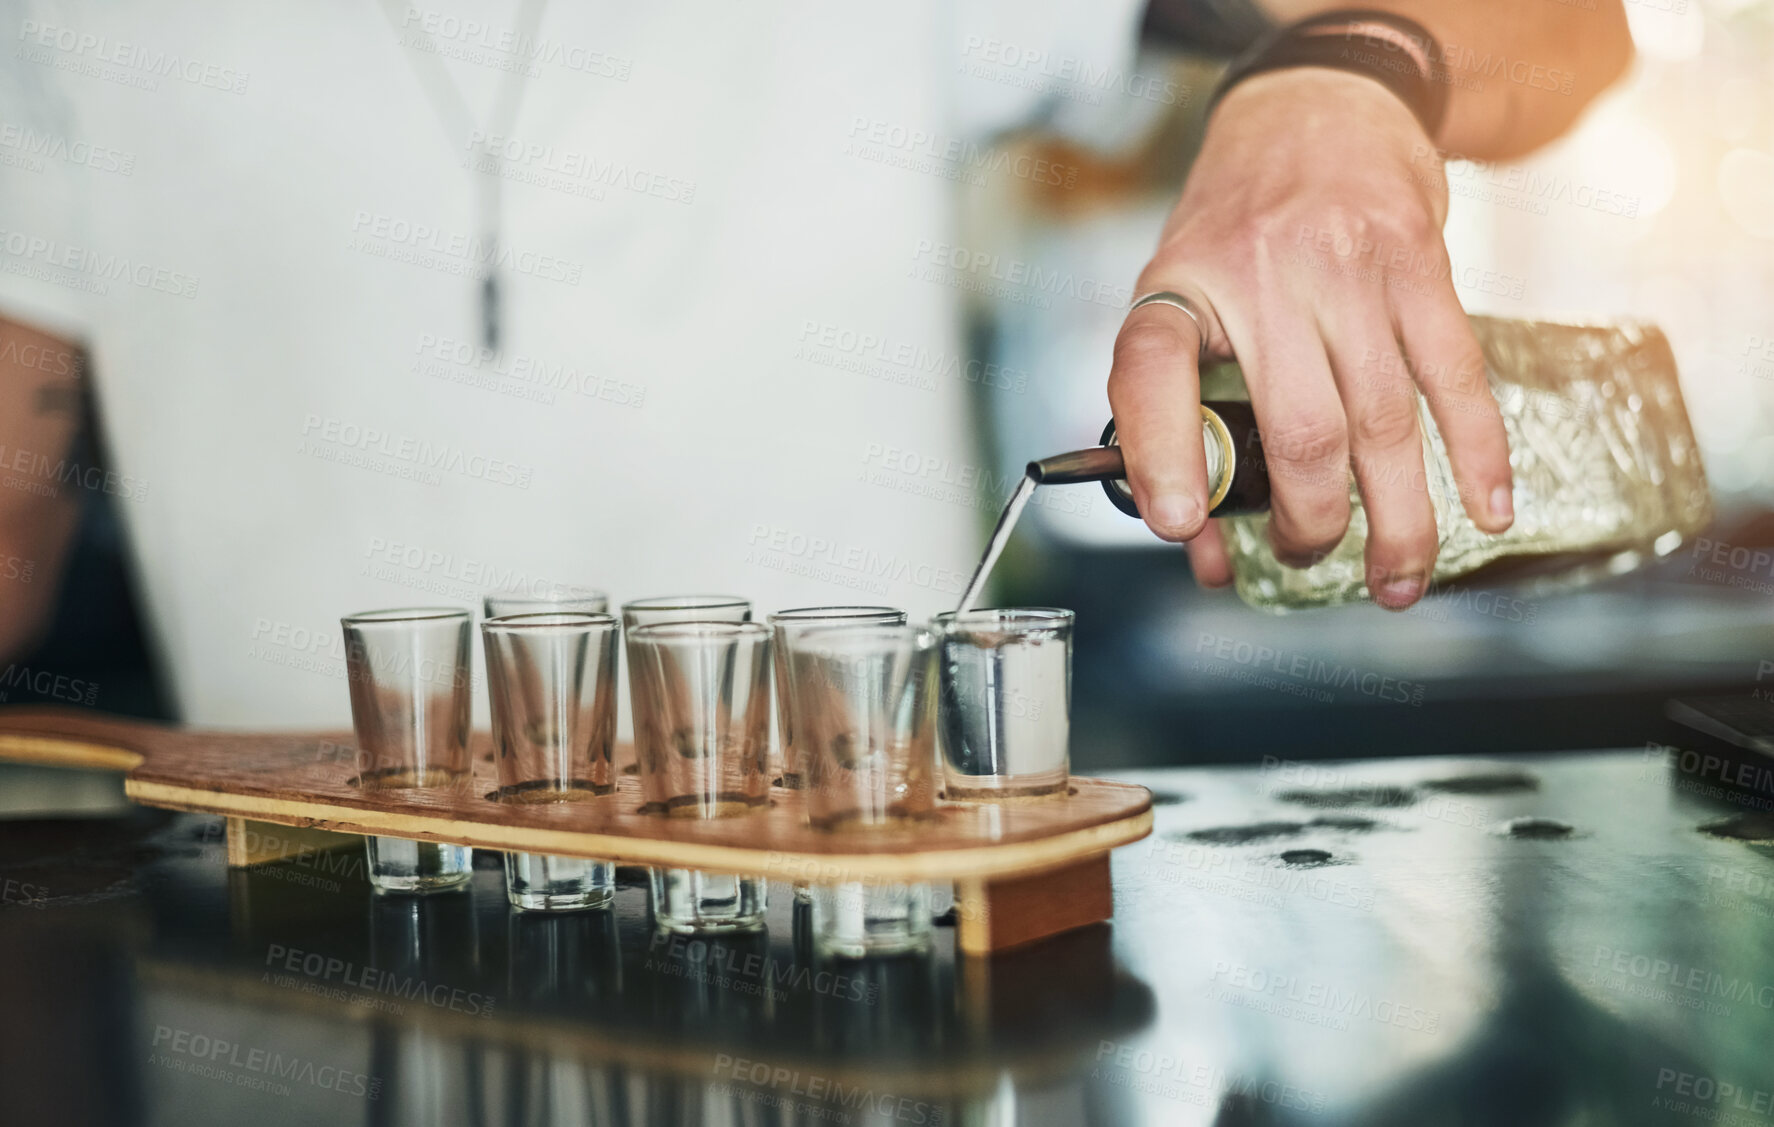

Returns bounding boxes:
[1129,291,1209,360]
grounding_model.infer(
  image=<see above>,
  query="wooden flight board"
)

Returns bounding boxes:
[0,706,1153,953]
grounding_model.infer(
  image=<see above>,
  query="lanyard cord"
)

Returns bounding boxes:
[378,0,550,351]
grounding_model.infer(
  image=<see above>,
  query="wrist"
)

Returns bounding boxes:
[1210,67,1430,146]
[1209,9,1449,142]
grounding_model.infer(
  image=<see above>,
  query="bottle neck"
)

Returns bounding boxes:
[1202,409,1232,512]
[1201,400,1270,516]
[1103,406,1237,514]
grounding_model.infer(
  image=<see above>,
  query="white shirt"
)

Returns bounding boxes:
[0,0,1146,725]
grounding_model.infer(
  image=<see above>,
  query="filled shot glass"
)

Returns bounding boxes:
[933,608,1073,798]
[484,585,610,618]
[342,608,475,893]
[484,612,620,911]
[785,623,939,957]
[629,620,772,933]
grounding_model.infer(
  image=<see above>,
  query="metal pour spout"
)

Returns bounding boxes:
[1025,444,1126,486]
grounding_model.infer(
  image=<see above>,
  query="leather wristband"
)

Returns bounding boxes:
[1206,9,1449,139]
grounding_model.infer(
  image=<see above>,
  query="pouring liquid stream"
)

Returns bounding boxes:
[955,473,1037,614]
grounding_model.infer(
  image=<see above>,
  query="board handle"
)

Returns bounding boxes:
[0,706,168,772]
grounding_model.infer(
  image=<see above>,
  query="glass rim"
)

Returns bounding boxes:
[932,606,1075,629]
[621,594,751,612]
[341,606,471,626]
[484,586,609,602]
[784,622,936,655]
[767,605,904,624]
[628,620,771,643]
[482,611,618,632]
[786,621,934,643]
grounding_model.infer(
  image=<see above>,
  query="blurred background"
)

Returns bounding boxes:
[11,0,1772,768]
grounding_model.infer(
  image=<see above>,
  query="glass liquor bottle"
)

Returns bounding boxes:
[1042,316,1714,611]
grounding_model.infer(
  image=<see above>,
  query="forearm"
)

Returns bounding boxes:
[0,316,83,661]
[1253,0,1635,158]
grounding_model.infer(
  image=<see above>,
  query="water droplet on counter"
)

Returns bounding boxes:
[1280,848,1334,866]
[1698,813,1774,842]
[1180,815,1379,845]
[1307,815,1378,832]
[1182,821,1305,845]
[1503,817,1574,840]
[1421,771,1539,795]
[1275,785,1416,809]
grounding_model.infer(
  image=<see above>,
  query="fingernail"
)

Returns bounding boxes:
[1374,575,1423,609]
[1490,485,1514,525]
[1150,494,1201,537]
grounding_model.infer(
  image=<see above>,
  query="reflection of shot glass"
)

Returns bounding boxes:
[767,607,906,789]
[629,621,772,934]
[933,608,1073,799]
[483,586,610,618]
[785,624,938,957]
[342,608,475,893]
[483,612,619,911]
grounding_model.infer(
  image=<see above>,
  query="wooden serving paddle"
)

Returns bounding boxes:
[0,705,1152,953]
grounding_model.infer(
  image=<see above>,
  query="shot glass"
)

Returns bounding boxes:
[784,623,938,957]
[628,620,772,933]
[621,596,751,777]
[770,607,907,905]
[483,612,619,911]
[342,607,475,893]
[767,607,906,789]
[933,608,1073,799]
[484,585,610,618]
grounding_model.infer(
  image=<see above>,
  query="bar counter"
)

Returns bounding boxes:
[2,746,1768,1125]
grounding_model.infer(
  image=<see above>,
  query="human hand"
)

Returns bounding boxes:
[1106,67,1515,609]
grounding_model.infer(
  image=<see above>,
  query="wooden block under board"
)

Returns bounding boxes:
[223,816,361,868]
[956,853,1115,956]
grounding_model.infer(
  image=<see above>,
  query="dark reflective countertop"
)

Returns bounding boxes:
[3,748,1771,1126]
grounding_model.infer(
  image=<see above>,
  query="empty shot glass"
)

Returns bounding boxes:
[933,608,1073,799]
[483,612,620,911]
[621,596,751,777]
[484,585,610,618]
[769,606,907,904]
[342,607,475,893]
[784,623,939,957]
[767,607,906,789]
[628,620,772,933]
